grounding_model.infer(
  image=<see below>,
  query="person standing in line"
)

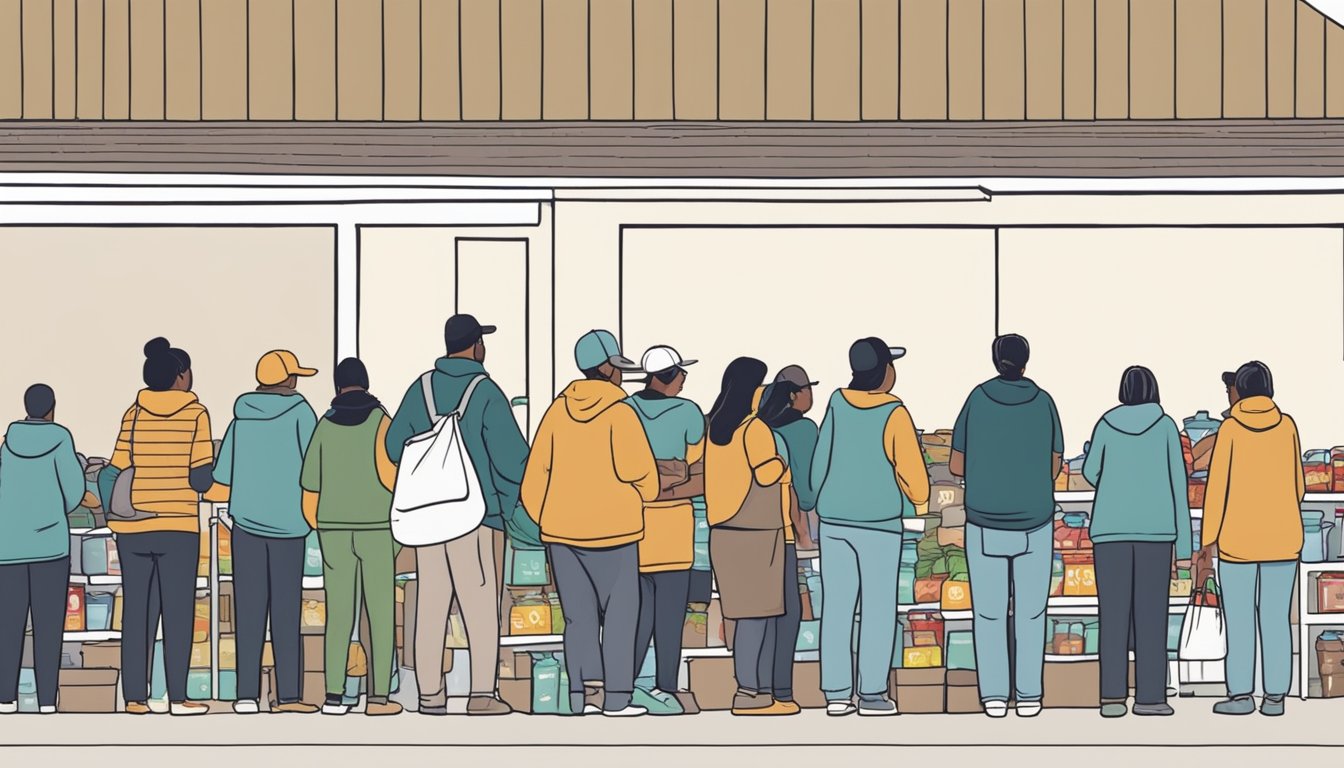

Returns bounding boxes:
[628,345,705,716]
[950,334,1063,719]
[1202,361,1304,717]
[0,385,94,715]
[758,365,822,539]
[300,359,403,717]
[101,338,215,716]
[705,357,798,717]
[810,340,928,717]
[1082,366,1192,718]
[386,315,528,717]
[522,330,659,717]
[212,350,321,715]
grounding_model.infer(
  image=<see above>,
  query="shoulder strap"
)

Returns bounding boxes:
[452,374,489,418]
[129,405,141,454]
[420,372,438,420]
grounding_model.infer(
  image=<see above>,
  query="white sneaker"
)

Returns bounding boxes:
[322,702,352,716]
[583,704,603,715]
[170,701,209,716]
[1016,701,1042,718]
[38,706,55,715]
[0,702,17,714]
[602,705,648,718]
[232,699,260,715]
[985,701,1009,718]
[827,702,858,717]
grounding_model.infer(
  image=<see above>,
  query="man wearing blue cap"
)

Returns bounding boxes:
[522,330,660,717]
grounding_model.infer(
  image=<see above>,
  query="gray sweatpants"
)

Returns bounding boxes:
[549,542,640,713]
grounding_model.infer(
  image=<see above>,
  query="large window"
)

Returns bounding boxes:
[0,227,334,456]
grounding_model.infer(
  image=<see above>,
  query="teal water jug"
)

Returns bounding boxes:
[304,532,323,578]
[1183,411,1222,443]
[531,653,562,714]
[81,537,109,576]
[556,653,571,715]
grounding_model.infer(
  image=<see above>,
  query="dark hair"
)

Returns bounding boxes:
[143,337,191,391]
[24,384,54,420]
[582,367,609,381]
[653,367,683,386]
[333,357,370,391]
[992,334,1030,381]
[759,381,801,428]
[849,367,887,392]
[708,357,768,446]
[1118,366,1161,406]
[445,332,481,356]
[1234,361,1274,399]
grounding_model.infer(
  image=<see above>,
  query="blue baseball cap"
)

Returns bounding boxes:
[574,330,638,371]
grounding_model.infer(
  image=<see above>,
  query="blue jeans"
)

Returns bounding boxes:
[1219,560,1297,697]
[965,522,1053,703]
[819,523,902,701]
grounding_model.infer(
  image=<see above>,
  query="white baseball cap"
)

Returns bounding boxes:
[641,345,698,375]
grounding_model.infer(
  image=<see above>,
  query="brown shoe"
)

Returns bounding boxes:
[730,690,772,715]
[274,702,320,714]
[125,702,153,716]
[366,701,403,717]
[467,696,513,716]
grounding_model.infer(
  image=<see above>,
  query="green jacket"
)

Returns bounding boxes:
[952,377,1064,531]
[214,391,317,539]
[301,411,392,530]
[386,358,528,532]
[811,390,915,534]
[772,416,819,512]
[1082,403,1193,559]
[0,421,83,564]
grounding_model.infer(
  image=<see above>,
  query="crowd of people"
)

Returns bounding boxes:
[0,317,1308,720]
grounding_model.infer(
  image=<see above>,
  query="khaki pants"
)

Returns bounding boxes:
[414,527,500,707]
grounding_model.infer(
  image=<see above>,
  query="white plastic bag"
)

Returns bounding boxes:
[1178,587,1227,661]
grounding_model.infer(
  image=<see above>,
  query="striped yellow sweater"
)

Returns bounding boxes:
[109,389,214,535]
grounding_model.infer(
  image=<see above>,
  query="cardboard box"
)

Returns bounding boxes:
[1323,673,1344,698]
[946,670,982,713]
[792,660,826,709]
[891,668,945,714]
[301,591,326,634]
[81,641,121,669]
[190,642,211,669]
[112,591,123,631]
[1044,660,1100,708]
[395,546,417,576]
[301,672,325,706]
[682,608,709,649]
[57,668,119,713]
[687,657,737,711]
[500,650,532,680]
[707,599,725,648]
[219,636,236,670]
[499,678,532,714]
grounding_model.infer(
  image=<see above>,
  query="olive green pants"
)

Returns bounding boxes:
[318,529,396,698]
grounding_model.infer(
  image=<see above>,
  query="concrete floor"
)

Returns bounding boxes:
[4,697,1343,765]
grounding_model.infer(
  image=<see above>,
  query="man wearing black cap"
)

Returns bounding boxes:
[386,314,529,717]
[811,338,929,717]
[950,333,1064,719]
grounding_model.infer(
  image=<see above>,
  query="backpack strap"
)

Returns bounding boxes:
[452,374,489,418]
[420,372,439,421]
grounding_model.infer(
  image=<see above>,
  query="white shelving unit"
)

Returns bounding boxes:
[1297,562,1344,699]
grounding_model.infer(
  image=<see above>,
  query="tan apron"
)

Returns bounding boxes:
[711,464,786,620]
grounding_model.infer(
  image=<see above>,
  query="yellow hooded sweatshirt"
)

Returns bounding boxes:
[522,380,660,548]
[109,389,214,535]
[1202,395,1305,563]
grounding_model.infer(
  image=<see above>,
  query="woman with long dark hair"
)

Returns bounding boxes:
[1082,366,1191,718]
[705,357,797,716]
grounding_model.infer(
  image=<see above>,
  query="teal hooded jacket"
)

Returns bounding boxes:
[952,377,1064,531]
[385,357,529,532]
[627,392,705,461]
[1082,403,1193,559]
[0,420,85,564]
[214,391,318,539]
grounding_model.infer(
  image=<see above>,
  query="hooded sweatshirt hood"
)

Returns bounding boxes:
[327,390,383,427]
[235,391,308,421]
[979,377,1042,406]
[3,420,71,458]
[562,380,628,423]
[1228,395,1283,432]
[840,390,901,409]
[1101,403,1165,436]
[630,390,689,420]
[137,389,200,417]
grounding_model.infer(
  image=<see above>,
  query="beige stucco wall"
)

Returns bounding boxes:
[0,227,334,455]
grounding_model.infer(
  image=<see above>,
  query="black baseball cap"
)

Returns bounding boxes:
[1221,370,1237,387]
[445,314,497,354]
[848,337,907,373]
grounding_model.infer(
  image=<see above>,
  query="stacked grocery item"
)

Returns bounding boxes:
[1317,631,1344,698]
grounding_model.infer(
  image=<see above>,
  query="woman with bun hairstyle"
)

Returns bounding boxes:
[102,338,215,716]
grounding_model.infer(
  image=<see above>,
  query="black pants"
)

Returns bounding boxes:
[0,557,70,708]
[1095,541,1172,705]
[119,531,198,703]
[233,528,306,703]
[634,569,692,693]
[733,544,801,700]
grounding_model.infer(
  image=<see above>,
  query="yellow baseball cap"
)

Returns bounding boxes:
[256,350,318,386]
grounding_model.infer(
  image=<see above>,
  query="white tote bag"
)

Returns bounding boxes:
[1178,580,1227,662]
[390,373,488,547]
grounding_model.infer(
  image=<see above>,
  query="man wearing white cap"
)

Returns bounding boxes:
[626,346,706,715]
[522,330,660,716]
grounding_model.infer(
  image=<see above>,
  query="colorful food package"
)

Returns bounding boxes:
[510,598,554,635]
[1062,553,1097,597]
[1305,450,1333,492]
[65,585,86,632]
[1319,573,1344,613]
[941,580,972,611]
[906,611,946,648]
[914,576,948,605]
[1332,449,1344,492]
[902,646,943,668]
